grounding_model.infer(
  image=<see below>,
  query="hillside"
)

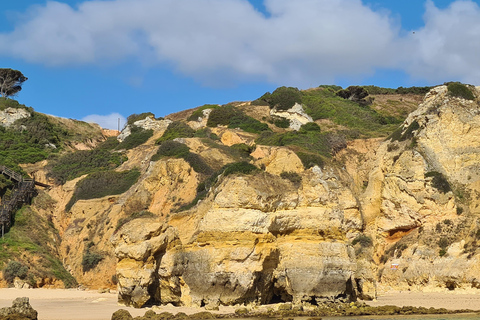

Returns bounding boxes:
[1,83,480,307]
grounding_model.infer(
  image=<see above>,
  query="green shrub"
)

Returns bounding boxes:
[0,97,29,111]
[438,237,450,250]
[183,152,213,175]
[3,261,28,283]
[280,171,302,186]
[126,112,155,125]
[425,171,451,193]
[97,136,120,150]
[296,152,325,169]
[259,87,302,110]
[151,141,212,175]
[336,86,369,102]
[82,249,103,272]
[272,117,290,128]
[396,86,434,95]
[157,121,195,142]
[207,105,269,134]
[207,105,240,127]
[389,120,420,142]
[223,162,259,176]
[48,149,125,184]
[447,82,475,100]
[299,122,321,133]
[66,169,140,211]
[361,86,396,95]
[188,104,218,121]
[301,88,400,138]
[228,114,270,133]
[194,128,219,140]
[152,141,190,161]
[318,85,343,92]
[116,126,153,150]
[230,143,255,158]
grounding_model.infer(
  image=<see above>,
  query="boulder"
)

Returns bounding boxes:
[0,297,38,320]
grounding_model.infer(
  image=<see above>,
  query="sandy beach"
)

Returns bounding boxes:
[0,288,479,320]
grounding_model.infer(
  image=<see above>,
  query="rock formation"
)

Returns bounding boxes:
[4,85,480,308]
[0,297,38,320]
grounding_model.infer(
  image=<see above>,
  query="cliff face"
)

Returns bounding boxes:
[9,85,480,306]
[360,85,480,292]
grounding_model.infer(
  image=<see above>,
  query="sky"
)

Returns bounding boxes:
[1,0,480,129]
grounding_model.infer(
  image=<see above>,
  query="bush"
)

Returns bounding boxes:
[188,104,218,121]
[157,121,195,142]
[117,126,153,150]
[296,152,325,169]
[151,141,190,161]
[272,117,290,128]
[299,122,321,133]
[396,86,434,95]
[258,86,302,111]
[66,169,140,211]
[127,112,155,125]
[390,120,420,142]
[301,88,402,138]
[425,171,451,193]
[48,149,125,184]
[193,128,219,140]
[280,171,302,186]
[336,86,369,102]
[318,85,343,92]
[82,249,103,272]
[183,152,213,175]
[230,143,255,158]
[151,141,212,175]
[447,82,475,100]
[97,136,120,150]
[223,162,259,176]
[207,105,269,134]
[3,261,28,283]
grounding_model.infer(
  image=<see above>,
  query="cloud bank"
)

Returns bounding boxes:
[82,113,126,130]
[1,0,479,86]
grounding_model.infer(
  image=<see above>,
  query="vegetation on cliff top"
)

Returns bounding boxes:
[65,169,141,211]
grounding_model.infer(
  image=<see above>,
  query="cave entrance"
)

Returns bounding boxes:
[266,286,293,304]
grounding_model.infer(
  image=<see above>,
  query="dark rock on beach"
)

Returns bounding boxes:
[0,297,38,320]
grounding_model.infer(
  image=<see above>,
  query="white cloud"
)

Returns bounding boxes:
[82,113,126,130]
[405,0,480,84]
[1,0,480,86]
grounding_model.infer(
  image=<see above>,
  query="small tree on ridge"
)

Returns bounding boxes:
[0,68,28,98]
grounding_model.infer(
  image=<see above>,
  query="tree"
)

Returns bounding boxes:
[0,68,28,98]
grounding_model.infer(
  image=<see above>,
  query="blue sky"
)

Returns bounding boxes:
[1,0,480,129]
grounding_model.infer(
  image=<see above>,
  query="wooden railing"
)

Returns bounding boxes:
[0,166,37,237]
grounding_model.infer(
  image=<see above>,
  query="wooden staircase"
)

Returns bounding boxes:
[0,165,39,237]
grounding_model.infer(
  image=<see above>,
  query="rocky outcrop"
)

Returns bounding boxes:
[0,107,30,127]
[118,117,172,142]
[113,166,362,307]
[270,103,313,131]
[0,297,38,320]
[360,85,480,292]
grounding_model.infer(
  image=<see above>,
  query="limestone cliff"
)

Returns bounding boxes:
[4,85,480,308]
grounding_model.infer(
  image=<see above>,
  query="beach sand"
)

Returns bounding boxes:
[0,288,479,320]
[0,288,234,320]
